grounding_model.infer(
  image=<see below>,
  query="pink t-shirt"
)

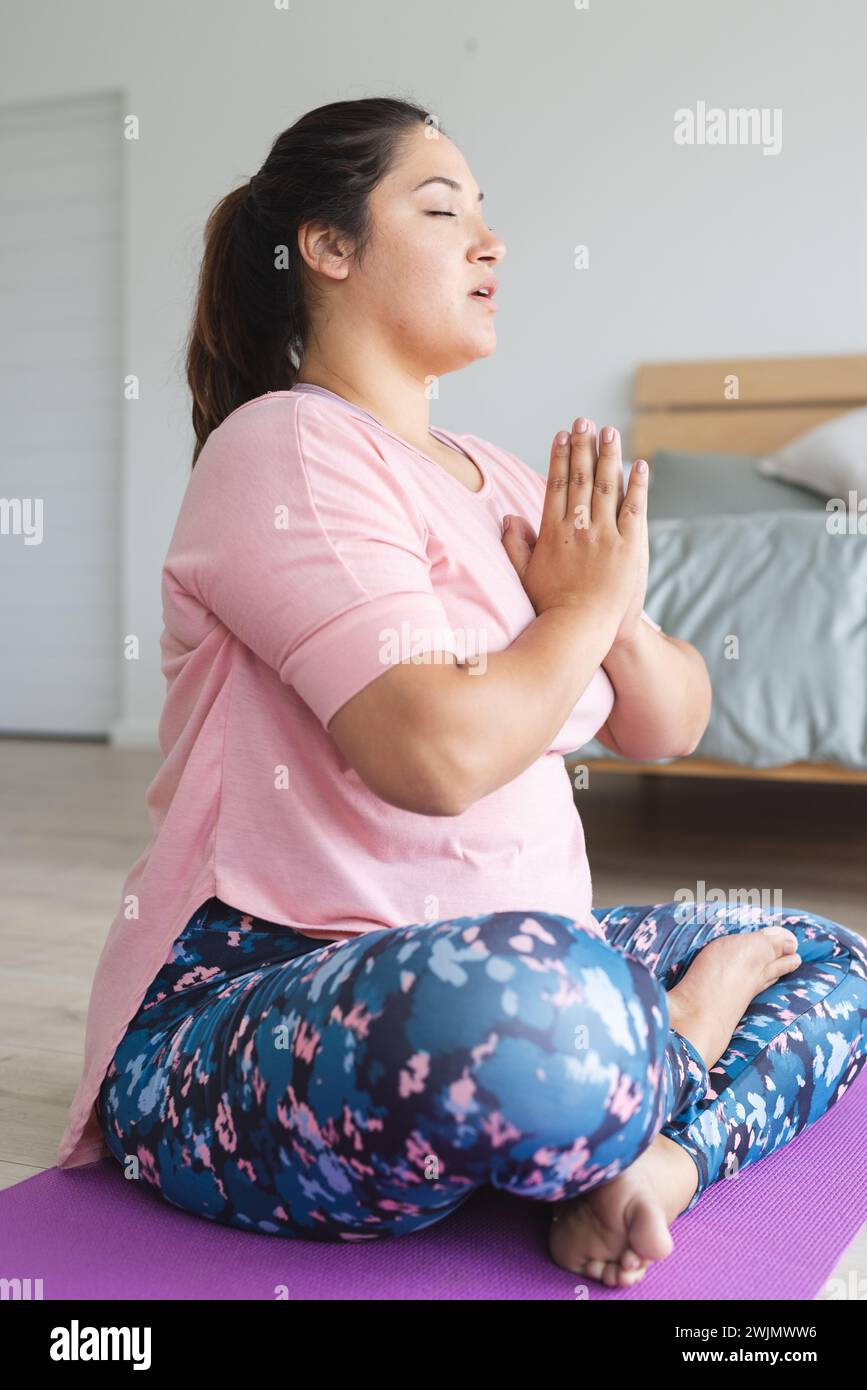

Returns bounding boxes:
[57,382,661,1168]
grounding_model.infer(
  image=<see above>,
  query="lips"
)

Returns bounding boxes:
[469,276,498,300]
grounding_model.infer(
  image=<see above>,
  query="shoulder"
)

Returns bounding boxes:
[207,390,342,451]
[195,390,390,482]
[193,390,427,536]
[212,390,302,438]
[191,393,303,484]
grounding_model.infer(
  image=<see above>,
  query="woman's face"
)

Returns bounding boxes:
[314,126,507,379]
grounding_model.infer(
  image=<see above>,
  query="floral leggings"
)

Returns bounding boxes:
[96,895,867,1240]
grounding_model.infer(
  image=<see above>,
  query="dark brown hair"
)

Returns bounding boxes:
[184,96,441,467]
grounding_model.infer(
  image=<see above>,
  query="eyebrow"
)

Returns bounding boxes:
[411,175,484,203]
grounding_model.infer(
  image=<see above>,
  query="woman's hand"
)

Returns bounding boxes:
[501,418,648,634]
[609,449,650,646]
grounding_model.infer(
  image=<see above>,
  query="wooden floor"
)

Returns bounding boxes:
[1,737,865,1296]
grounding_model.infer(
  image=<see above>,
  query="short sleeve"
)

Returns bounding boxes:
[170,395,458,727]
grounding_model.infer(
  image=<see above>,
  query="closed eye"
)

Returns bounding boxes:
[426,210,495,232]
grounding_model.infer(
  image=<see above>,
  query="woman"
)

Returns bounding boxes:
[57,97,867,1289]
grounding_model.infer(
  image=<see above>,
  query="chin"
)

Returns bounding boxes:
[454,332,498,368]
[470,333,497,361]
[427,348,491,378]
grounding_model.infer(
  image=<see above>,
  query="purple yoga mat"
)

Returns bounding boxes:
[4,1071,865,1301]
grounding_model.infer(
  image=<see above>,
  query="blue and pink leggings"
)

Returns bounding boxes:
[96,896,867,1239]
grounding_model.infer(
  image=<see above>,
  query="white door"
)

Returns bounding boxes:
[0,91,122,734]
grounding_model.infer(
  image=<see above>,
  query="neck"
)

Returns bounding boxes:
[294,352,439,453]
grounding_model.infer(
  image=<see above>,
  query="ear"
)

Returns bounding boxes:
[297,220,353,282]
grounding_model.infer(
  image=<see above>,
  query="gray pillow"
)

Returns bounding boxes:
[646,449,825,520]
[757,406,867,499]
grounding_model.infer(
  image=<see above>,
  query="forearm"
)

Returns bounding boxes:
[601,622,711,760]
[429,604,622,806]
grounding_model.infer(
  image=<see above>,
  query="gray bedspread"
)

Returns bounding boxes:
[578,509,867,769]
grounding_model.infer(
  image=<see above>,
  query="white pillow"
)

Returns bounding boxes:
[756,405,867,500]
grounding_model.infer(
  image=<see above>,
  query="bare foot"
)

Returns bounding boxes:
[548,1132,700,1286]
[666,923,802,1070]
[548,924,802,1283]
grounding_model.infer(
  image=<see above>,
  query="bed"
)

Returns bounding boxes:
[573,352,867,786]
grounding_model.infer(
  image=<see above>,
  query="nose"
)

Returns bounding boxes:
[474,226,506,265]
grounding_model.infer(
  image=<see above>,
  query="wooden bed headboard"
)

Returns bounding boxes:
[578,351,867,785]
[628,352,867,461]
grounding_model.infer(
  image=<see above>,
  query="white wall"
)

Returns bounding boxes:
[2,0,865,745]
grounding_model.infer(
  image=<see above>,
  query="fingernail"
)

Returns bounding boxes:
[634,459,647,473]
[556,431,570,447]
[575,418,589,434]
[502,515,511,532]
[601,425,615,444]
